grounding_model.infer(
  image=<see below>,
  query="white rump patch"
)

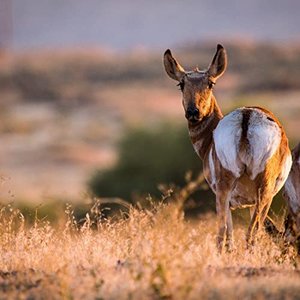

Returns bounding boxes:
[213,107,282,179]
[213,110,243,177]
[274,154,292,194]
[285,175,299,214]
[246,110,281,179]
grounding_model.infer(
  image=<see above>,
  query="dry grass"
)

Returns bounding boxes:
[0,202,299,299]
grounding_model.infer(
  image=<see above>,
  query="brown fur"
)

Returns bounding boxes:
[283,143,300,251]
[188,95,222,159]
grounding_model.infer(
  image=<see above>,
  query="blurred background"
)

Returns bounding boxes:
[0,0,299,220]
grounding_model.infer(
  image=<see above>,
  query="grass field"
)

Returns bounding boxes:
[0,42,299,299]
[0,201,299,300]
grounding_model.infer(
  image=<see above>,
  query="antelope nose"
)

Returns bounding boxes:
[186,107,199,119]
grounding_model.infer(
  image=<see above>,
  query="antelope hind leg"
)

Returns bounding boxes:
[249,207,281,238]
[247,196,273,246]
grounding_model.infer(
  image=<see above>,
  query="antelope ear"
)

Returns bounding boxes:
[208,44,227,80]
[163,49,185,81]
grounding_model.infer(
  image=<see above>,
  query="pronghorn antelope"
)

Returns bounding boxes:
[283,143,300,253]
[163,44,292,251]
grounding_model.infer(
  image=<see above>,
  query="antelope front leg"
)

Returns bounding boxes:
[216,190,230,253]
[226,206,234,251]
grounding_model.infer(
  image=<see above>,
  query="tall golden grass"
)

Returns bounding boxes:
[0,200,299,299]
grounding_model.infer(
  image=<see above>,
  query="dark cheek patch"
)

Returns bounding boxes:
[198,91,212,115]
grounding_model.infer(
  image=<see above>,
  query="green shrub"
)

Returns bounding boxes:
[88,123,214,210]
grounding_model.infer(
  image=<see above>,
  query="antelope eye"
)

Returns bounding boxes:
[208,81,215,89]
[177,81,185,92]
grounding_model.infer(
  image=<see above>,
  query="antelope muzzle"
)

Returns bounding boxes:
[185,106,200,123]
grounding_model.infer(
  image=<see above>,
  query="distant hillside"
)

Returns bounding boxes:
[2,41,300,105]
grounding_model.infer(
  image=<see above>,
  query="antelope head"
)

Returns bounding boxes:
[163,44,227,123]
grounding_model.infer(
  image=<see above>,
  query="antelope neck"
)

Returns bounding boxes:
[188,96,223,160]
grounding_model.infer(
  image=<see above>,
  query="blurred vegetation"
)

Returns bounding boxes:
[88,123,215,215]
[4,200,91,226]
